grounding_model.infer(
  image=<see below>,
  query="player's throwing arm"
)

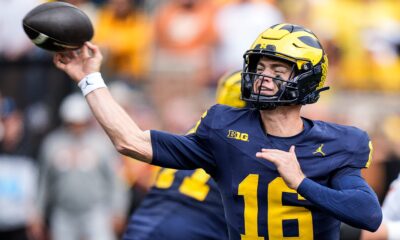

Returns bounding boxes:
[54,43,153,163]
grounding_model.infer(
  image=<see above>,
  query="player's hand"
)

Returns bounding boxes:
[256,145,305,190]
[53,42,102,82]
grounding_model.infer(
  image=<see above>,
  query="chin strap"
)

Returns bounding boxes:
[300,86,330,105]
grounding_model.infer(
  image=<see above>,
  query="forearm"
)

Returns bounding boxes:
[53,43,153,162]
[86,88,153,163]
[297,178,382,231]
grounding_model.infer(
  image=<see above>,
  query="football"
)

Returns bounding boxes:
[22,2,94,52]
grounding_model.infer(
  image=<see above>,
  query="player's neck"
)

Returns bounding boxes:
[259,105,303,137]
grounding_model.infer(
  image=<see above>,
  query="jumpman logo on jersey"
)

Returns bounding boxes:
[313,144,326,156]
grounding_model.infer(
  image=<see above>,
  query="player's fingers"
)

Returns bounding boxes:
[85,41,95,48]
[259,150,281,161]
[62,50,74,59]
[256,151,278,163]
[85,42,101,57]
[289,145,296,154]
[88,42,103,61]
[81,44,90,58]
[261,148,285,154]
[71,50,80,59]
[59,52,73,63]
[53,54,66,70]
[256,151,268,159]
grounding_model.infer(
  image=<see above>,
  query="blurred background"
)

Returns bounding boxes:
[1,0,400,239]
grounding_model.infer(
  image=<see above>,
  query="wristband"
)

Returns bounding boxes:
[78,72,107,96]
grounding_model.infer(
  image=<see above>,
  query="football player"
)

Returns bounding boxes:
[122,71,244,240]
[53,23,382,239]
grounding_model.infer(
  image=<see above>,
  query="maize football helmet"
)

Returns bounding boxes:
[241,23,329,110]
[216,70,246,108]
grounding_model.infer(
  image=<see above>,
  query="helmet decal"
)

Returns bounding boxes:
[297,36,322,49]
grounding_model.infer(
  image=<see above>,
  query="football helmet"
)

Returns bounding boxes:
[241,23,329,110]
[216,70,246,108]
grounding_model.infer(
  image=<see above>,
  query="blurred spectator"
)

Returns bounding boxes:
[215,0,276,5]
[0,0,76,153]
[118,155,157,216]
[109,82,159,215]
[307,0,400,92]
[0,0,40,61]
[0,96,38,240]
[35,93,128,240]
[91,0,107,6]
[0,0,63,146]
[94,0,152,85]
[58,0,99,25]
[159,96,204,134]
[214,0,283,75]
[108,81,161,132]
[275,0,310,26]
[380,115,400,193]
[149,0,218,108]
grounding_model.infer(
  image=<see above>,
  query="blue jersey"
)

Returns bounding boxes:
[151,104,382,240]
[124,168,228,240]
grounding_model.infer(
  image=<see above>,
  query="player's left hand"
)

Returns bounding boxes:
[256,145,305,190]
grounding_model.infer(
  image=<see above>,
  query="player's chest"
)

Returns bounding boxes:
[213,130,337,177]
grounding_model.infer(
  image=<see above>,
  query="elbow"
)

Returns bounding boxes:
[351,207,382,232]
[114,136,152,163]
[363,194,383,232]
[363,210,383,232]
[351,190,383,232]
[114,140,133,156]
[112,132,138,155]
[115,143,127,155]
[114,138,128,154]
[342,195,383,232]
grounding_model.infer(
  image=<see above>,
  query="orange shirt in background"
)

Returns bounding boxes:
[94,6,153,82]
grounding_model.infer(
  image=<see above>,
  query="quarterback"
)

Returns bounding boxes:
[53,23,382,239]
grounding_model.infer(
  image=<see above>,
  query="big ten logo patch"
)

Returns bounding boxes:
[227,130,249,142]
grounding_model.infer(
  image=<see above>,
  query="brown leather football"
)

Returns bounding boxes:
[22,2,94,52]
